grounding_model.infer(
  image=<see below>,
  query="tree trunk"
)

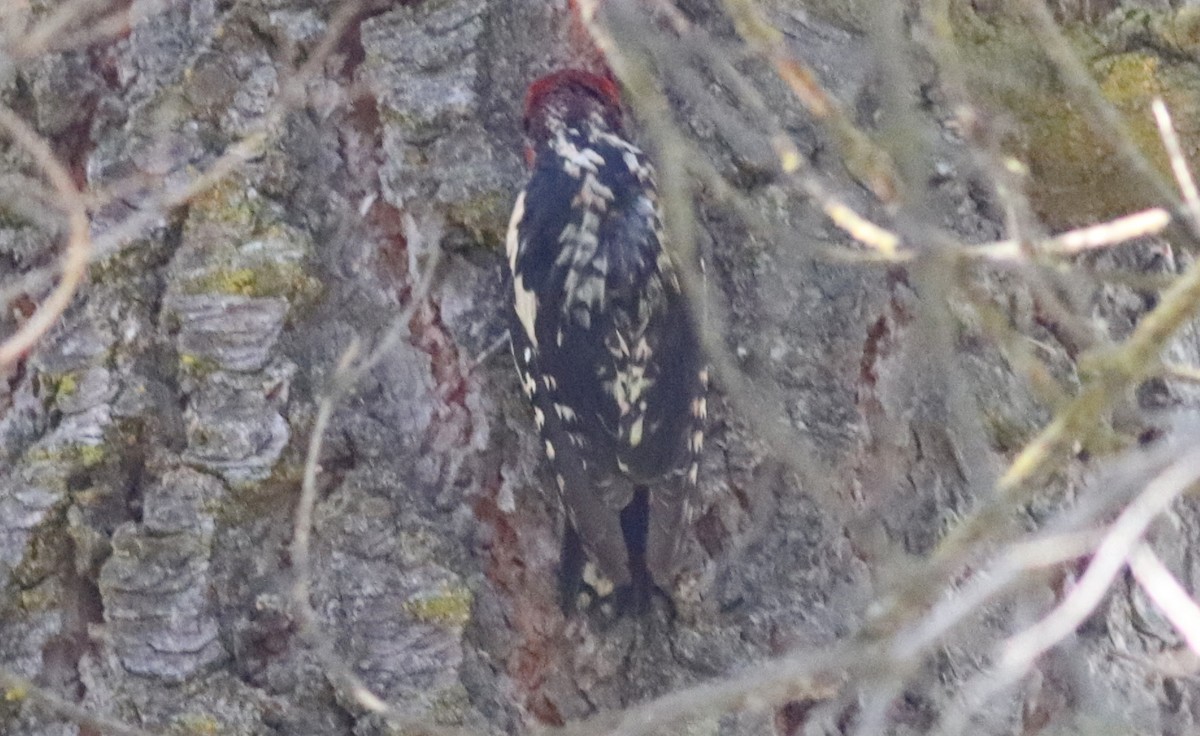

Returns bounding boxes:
[5,1,1200,735]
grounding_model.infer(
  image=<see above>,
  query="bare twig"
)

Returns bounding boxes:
[827,207,1170,263]
[1033,207,1172,256]
[914,80,1200,584]
[894,529,1104,662]
[578,0,849,522]
[9,0,159,58]
[1152,97,1200,229]
[0,669,164,736]
[94,0,372,253]
[550,644,850,736]
[1129,544,1200,657]
[289,213,456,735]
[865,426,1200,736]
[540,425,1199,736]
[933,447,1200,736]
[0,0,376,313]
[35,11,137,55]
[464,328,512,374]
[4,0,115,59]
[3,6,409,736]
[0,105,92,368]
[720,0,899,204]
[1015,1,1184,233]
[958,283,1072,408]
[785,154,901,257]
[918,0,1043,248]
[1162,362,1200,385]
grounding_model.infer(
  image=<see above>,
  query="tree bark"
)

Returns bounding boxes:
[5,1,1200,735]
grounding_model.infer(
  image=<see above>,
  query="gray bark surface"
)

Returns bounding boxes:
[4,1,1200,735]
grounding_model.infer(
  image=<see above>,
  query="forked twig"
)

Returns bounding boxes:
[0,106,92,368]
[931,448,1200,736]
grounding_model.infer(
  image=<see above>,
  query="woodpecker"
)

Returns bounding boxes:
[506,69,706,612]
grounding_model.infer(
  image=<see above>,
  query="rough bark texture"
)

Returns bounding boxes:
[6,1,1200,735]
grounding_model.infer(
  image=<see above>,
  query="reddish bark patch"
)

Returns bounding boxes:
[410,300,471,449]
[859,314,890,392]
[847,267,915,516]
[366,197,472,448]
[367,199,408,285]
[472,476,570,727]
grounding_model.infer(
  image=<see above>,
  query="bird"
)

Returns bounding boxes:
[505,68,706,613]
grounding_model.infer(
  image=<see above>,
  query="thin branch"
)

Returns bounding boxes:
[0,105,92,368]
[0,0,377,313]
[1034,207,1172,256]
[827,207,1170,263]
[1015,0,1188,240]
[917,124,1200,583]
[10,0,158,58]
[550,645,850,736]
[463,328,512,375]
[1129,544,1200,657]
[720,0,900,204]
[0,669,163,736]
[932,447,1200,736]
[541,427,1200,736]
[38,10,144,56]
[1162,362,1200,385]
[290,213,456,736]
[1152,97,1200,229]
[4,0,115,59]
[578,0,850,523]
[86,0,370,257]
[893,528,1103,662]
[784,149,900,257]
[958,283,1072,409]
[918,0,1043,250]
[871,429,1200,735]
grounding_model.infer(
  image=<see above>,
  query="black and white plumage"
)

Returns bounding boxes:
[506,69,706,610]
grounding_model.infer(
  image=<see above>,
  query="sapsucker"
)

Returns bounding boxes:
[506,69,707,611]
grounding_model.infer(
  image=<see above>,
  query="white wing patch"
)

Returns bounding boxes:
[513,272,538,348]
[508,190,540,348]
[506,190,526,271]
